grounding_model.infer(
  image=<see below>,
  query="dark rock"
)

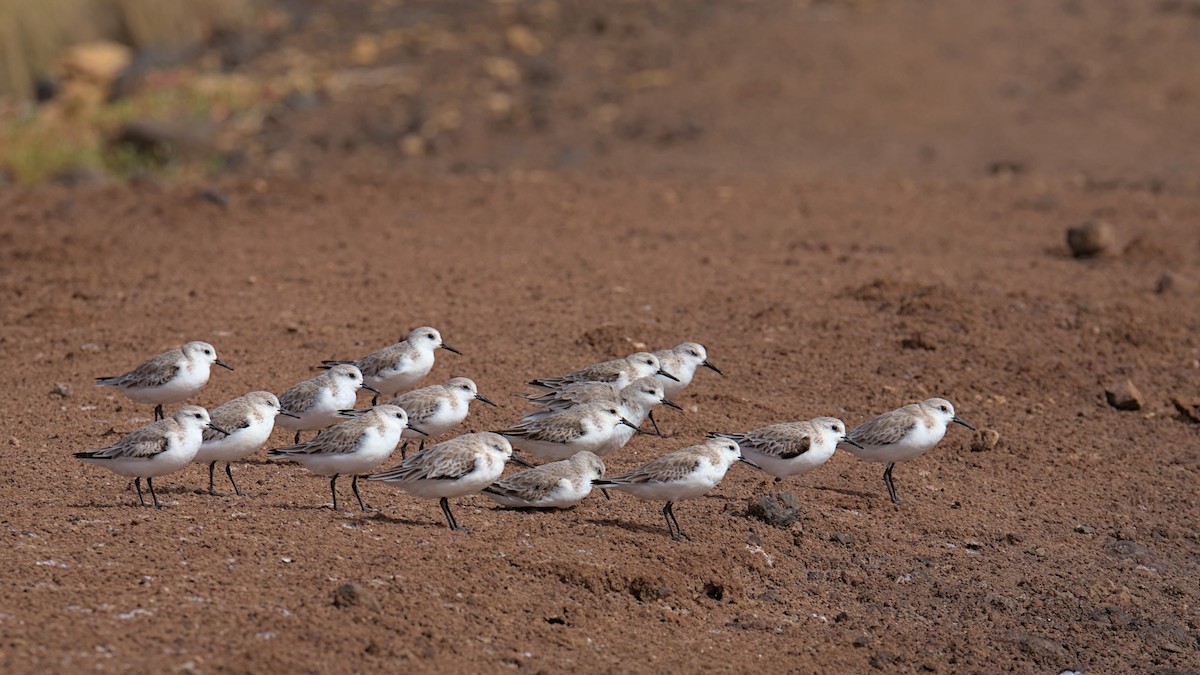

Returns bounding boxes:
[986,593,1018,611]
[746,492,802,528]
[1066,220,1116,258]
[1171,396,1200,423]
[112,120,217,164]
[900,333,937,351]
[831,532,855,545]
[1105,380,1143,411]
[1074,524,1095,534]
[197,189,230,209]
[50,383,72,398]
[333,583,379,611]
[1111,540,1151,562]
[1015,633,1068,663]
[970,428,1001,452]
[1155,270,1198,295]
[870,651,898,669]
[51,168,106,188]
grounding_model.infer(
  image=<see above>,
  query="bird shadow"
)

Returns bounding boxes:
[369,512,444,528]
[584,517,666,537]
[809,485,879,499]
[236,458,280,466]
[67,501,159,510]
[487,503,582,514]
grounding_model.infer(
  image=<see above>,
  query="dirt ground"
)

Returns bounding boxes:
[2,1,1200,672]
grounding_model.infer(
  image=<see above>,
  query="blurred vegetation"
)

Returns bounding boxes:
[0,0,263,183]
[0,0,256,99]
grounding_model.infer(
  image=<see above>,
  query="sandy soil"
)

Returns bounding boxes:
[2,1,1200,672]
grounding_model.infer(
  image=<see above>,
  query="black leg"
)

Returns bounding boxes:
[666,501,691,541]
[134,477,147,507]
[351,476,368,511]
[154,404,164,421]
[439,496,464,531]
[329,475,340,511]
[147,476,161,508]
[225,463,243,496]
[207,461,220,496]
[294,431,301,444]
[648,410,664,437]
[399,441,409,460]
[371,393,379,406]
[883,463,900,504]
[662,501,681,541]
[419,439,426,452]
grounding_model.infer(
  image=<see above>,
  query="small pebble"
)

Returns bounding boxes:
[1105,380,1143,411]
[970,428,1000,452]
[1067,220,1116,258]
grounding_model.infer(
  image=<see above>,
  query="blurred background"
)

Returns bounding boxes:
[1,0,1199,186]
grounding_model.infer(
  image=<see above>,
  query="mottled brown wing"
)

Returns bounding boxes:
[279,377,322,414]
[488,466,563,501]
[104,350,181,388]
[849,409,917,447]
[564,360,622,382]
[501,413,587,444]
[356,342,413,378]
[283,420,364,456]
[203,401,253,442]
[92,425,171,459]
[389,387,443,424]
[610,452,701,484]
[741,424,813,459]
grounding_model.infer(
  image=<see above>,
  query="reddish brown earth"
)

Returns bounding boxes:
[3,1,1200,673]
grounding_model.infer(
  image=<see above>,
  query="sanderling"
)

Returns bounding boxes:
[95,341,234,421]
[593,437,756,541]
[277,364,377,444]
[652,342,723,399]
[523,375,682,437]
[377,377,497,458]
[75,405,226,508]
[366,432,517,530]
[322,326,460,403]
[268,404,419,511]
[843,398,975,504]
[527,352,678,391]
[498,402,642,461]
[194,391,297,496]
[710,417,860,481]
[482,451,606,509]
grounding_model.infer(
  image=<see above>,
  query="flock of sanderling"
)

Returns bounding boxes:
[78,328,975,541]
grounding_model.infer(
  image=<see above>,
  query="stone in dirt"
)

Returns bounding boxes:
[1066,220,1116,258]
[1154,271,1198,295]
[970,428,1000,452]
[1105,380,1143,411]
[746,492,802,528]
[1171,396,1200,423]
[333,583,379,611]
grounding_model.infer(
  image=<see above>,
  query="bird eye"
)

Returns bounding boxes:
[940,405,949,412]
[204,349,211,355]
[194,413,202,419]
